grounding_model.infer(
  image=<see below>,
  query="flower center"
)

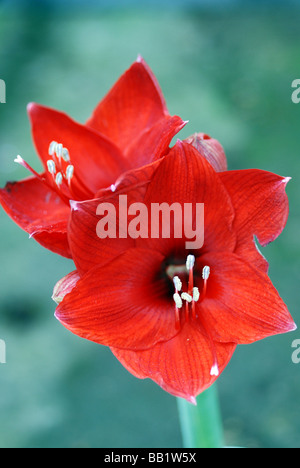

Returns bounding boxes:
[14,142,79,204]
[46,141,76,199]
[167,254,219,377]
[169,255,210,328]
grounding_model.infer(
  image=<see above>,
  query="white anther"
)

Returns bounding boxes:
[66,165,74,182]
[173,276,182,292]
[210,364,219,376]
[181,292,193,303]
[173,292,183,309]
[47,160,56,175]
[202,265,210,280]
[186,254,195,271]
[49,141,57,156]
[62,147,70,162]
[192,287,200,302]
[55,172,63,187]
[56,143,63,159]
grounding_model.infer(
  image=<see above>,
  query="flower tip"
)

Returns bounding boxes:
[291,321,298,332]
[53,309,60,320]
[186,395,197,405]
[136,54,144,63]
[28,227,39,239]
[282,176,292,185]
[26,101,37,115]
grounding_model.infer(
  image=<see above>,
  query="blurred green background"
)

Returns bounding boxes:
[0,0,300,448]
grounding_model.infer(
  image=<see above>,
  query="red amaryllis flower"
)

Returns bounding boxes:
[0,57,185,257]
[53,140,296,402]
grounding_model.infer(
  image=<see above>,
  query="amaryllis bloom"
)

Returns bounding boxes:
[0,57,185,257]
[53,139,296,402]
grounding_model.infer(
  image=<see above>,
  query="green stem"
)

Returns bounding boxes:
[176,384,224,448]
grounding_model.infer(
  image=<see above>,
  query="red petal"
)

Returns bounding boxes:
[185,133,228,172]
[138,140,236,255]
[86,57,170,150]
[198,252,296,344]
[69,159,162,275]
[0,176,71,257]
[32,229,71,258]
[69,141,236,274]
[68,197,135,275]
[55,248,179,350]
[27,103,128,196]
[220,169,290,272]
[111,321,236,401]
[124,115,186,168]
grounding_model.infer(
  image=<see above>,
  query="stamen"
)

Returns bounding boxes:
[192,287,200,302]
[49,141,57,156]
[47,141,78,198]
[168,256,203,328]
[181,292,193,303]
[186,254,195,271]
[55,172,63,187]
[56,143,63,159]
[47,160,56,175]
[202,265,210,280]
[173,276,182,292]
[62,147,70,162]
[201,265,210,301]
[173,292,183,309]
[66,165,74,182]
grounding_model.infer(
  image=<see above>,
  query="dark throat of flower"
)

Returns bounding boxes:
[166,254,219,377]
